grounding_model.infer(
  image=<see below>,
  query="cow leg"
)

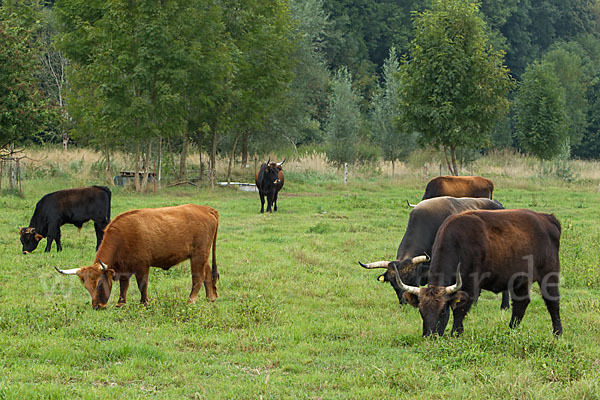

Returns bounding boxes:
[450,299,474,337]
[46,222,61,252]
[273,191,279,212]
[500,290,510,310]
[259,191,265,213]
[116,275,131,307]
[266,192,273,213]
[540,274,563,336]
[189,255,210,303]
[93,221,107,250]
[509,284,530,329]
[135,272,149,305]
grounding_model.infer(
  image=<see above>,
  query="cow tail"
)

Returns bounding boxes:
[488,181,494,199]
[212,212,219,281]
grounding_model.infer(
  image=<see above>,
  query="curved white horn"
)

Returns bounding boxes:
[358,261,389,269]
[54,266,80,275]
[98,260,108,270]
[406,200,417,208]
[276,158,286,167]
[411,255,430,264]
[392,264,420,295]
[445,263,463,294]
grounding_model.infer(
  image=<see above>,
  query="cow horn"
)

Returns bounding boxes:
[445,264,462,294]
[358,261,389,269]
[98,260,108,271]
[392,263,420,295]
[276,158,286,167]
[411,255,430,264]
[266,157,270,165]
[54,266,80,275]
[406,200,417,208]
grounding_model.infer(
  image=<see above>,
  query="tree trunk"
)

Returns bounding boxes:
[210,121,219,188]
[105,140,112,184]
[391,159,395,178]
[135,141,141,192]
[8,143,15,190]
[179,135,188,180]
[157,137,162,189]
[141,140,151,192]
[199,150,204,182]
[450,145,458,176]
[241,131,248,167]
[443,147,452,176]
[227,133,241,185]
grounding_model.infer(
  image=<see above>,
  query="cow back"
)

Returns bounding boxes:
[95,204,218,272]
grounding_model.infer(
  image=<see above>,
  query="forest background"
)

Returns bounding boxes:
[2,0,600,191]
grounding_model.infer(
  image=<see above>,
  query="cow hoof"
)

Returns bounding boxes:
[116,302,126,308]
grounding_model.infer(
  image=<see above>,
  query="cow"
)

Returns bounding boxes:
[359,197,509,309]
[255,158,285,213]
[422,176,494,200]
[54,204,219,309]
[20,186,111,254]
[395,209,562,337]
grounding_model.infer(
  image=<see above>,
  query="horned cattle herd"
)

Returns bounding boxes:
[19,170,564,338]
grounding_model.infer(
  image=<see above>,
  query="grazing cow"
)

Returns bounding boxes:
[422,176,494,200]
[396,209,562,337]
[359,197,509,309]
[255,158,285,213]
[20,186,111,253]
[54,204,219,309]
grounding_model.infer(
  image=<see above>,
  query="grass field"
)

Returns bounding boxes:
[1,160,600,399]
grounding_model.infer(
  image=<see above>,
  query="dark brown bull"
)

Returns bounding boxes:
[255,158,285,213]
[422,176,494,200]
[397,209,562,337]
[20,186,111,253]
[358,197,508,309]
[55,204,219,309]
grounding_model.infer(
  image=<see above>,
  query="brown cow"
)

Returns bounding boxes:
[396,209,562,337]
[55,204,219,309]
[422,176,494,200]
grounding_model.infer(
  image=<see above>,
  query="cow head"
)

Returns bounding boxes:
[55,260,116,309]
[19,227,44,254]
[397,264,468,336]
[359,255,430,303]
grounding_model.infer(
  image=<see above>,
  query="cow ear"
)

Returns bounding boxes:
[449,291,469,310]
[34,233,43,241]
[106,269,116,280]
[403,292,420,308]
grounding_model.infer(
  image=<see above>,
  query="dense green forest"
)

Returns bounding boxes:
[1,0,600,188]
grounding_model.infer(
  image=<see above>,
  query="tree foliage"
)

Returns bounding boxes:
[371,47,415,171]
[398,0,514,175]
[0,3,54,150]
[325,67,363,165]
[514,61,568,161]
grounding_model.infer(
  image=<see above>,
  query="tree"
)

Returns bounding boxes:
[542,42,588,149]
[398,0,514,175]
[371,47,415,175]
[325,67,363,165]
[0,3,54,191]
[514,61,568,161]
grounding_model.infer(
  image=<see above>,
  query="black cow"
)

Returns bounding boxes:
[20,186,111,253]
[397,209,562,337]
[255,158,285,213]
[359,196,509,309]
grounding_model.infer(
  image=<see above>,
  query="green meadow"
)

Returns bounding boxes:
[1,168,600,399]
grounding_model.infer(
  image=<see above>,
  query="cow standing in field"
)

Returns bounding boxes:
[55,204,219,309]
[359,197,509,309]
[255,158,285,213]
[20,186,111,253]
[396,209,562,337]
[422,176,494,200]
